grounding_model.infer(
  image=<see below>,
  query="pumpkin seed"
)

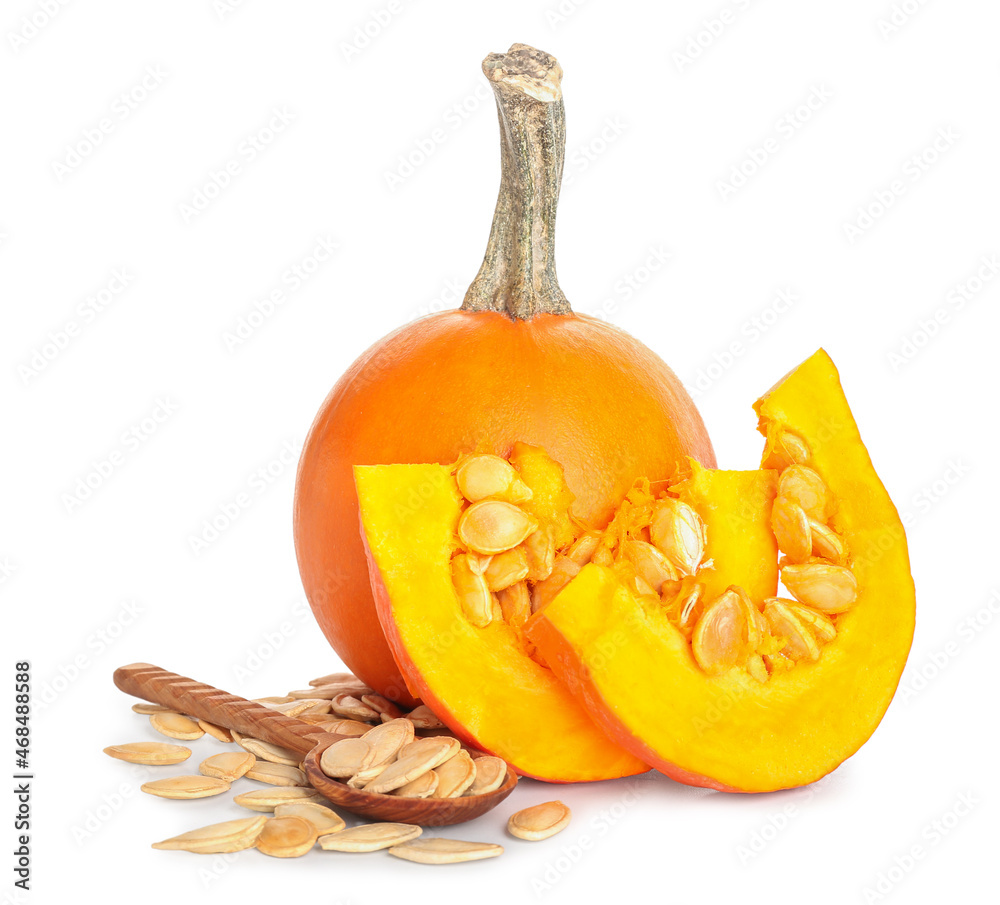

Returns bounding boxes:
[650,498,706,577]
[152,816,267,853]
[320,718,373,736]
[149,711,204,741]
[256,816,318,858]
[197,720,233,743]
[318,823,422,852]
[452,553,493,628]
[691,589,748,675]
[200,751,256,782]
[455,454,532,504]
[458,500,538,555]
[496,581,532,629]
[245,761,308,786]
[432,749,476,798]
[530,554,581,613]
[781,562,857,613]
[507,800,571,841]
[622,538,679,593]
[319,737,370,778]
[764,599,820,662]
[388,837,503,864]
[273,802,346,836]
[393,770,439,798]
[773,430,811,468]
[330,694,380,721]
[141,775,230,800]
[778,464,828,519]
[361,694,404,721]
[521,524,556,580]
[363,738,460,795]
[404,706,445,730]
[771,497,812,562]
[263,699,330,718]
[483,547,530,591]
[233,787,324,812]
[103,742,191,766]
[237,737,302,767]
[564,530,603,566]
[308,671,359,687]
[353,719,414,783]
[809,518,847,563]
[131,702,171,714]
[467,756,507,795]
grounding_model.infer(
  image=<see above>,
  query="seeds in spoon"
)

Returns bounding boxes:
[237,737,302,767]
[352,719,415,783]
[318,823,422,853]
[103,742,191,765]
[507,800,571,841]
[432,749,476,798]
[245,761,308,786]
[151,816,267,853]
[388,837,503,864]
[467,756,507,795]
[141,775,230,800]
[233,787,324,812]
[393,770,439,798]
[149,712,204,740]
[363,738,460,795]
[200,751,255,782]
[255,816,318,858]
[273,802,346,836]
[319,737,370,779]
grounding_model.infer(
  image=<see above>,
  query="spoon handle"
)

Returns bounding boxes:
[113,662,327,756]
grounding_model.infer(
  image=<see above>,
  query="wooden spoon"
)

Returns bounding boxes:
[113,662,517,826]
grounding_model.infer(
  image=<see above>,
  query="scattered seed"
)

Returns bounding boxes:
[233,787,324,812]
[263,699,330,718]
[200,751,256,782]
[361,694,404,721]
[308,672,358,687]
[245,761,308,786]
[237,737,302,767]
[330,694,380,721]
[256,816,318,858]
[507,800,571,841]
[273,802,346,836]
[404,706,444,730]
[104,742,191,766]
[320,718,373,736]
[149,711,204,741]
[141,775,231,800]
[318,823,422,853]
[196,719,233,743]
[388,837,503,864]
[131,702,171,714]
[152,816,267,853]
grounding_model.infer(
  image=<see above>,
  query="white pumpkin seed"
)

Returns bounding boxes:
[273,802,346,836]
[233,787,324,812]
[237,737,302,767]
[388,837,503,864]
[103,742,191,766]
[467,756,507,795]
[197,720,233,743]
[319,737,370,779]
[507,800,571,841]
[149,711,204,740]
[141,775,230,800]
[199,751,256,782]
[317,823,422,853]
[255,816,318,858]
[245,761,308,786]
[432,750,476,798]
[152,816,267,853]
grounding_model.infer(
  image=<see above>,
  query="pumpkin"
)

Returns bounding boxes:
[524,349,916,791]
[293,44,713,705]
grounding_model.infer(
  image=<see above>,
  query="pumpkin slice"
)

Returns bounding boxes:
[354,458,648,782]
[525,350,915,792]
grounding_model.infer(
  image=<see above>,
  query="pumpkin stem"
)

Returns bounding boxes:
[462,44,571,319]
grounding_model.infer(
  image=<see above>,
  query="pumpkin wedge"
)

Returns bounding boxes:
[354,460,649,782]
[525,350,916,792]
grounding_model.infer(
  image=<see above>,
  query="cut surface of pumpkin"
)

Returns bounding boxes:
[524,350,915,792]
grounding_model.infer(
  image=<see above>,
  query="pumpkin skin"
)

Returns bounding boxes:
[293,309,715,703]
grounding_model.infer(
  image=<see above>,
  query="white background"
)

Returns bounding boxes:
[4,0,998,902]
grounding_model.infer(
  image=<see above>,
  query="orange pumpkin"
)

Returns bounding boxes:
[293,44,714,703]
